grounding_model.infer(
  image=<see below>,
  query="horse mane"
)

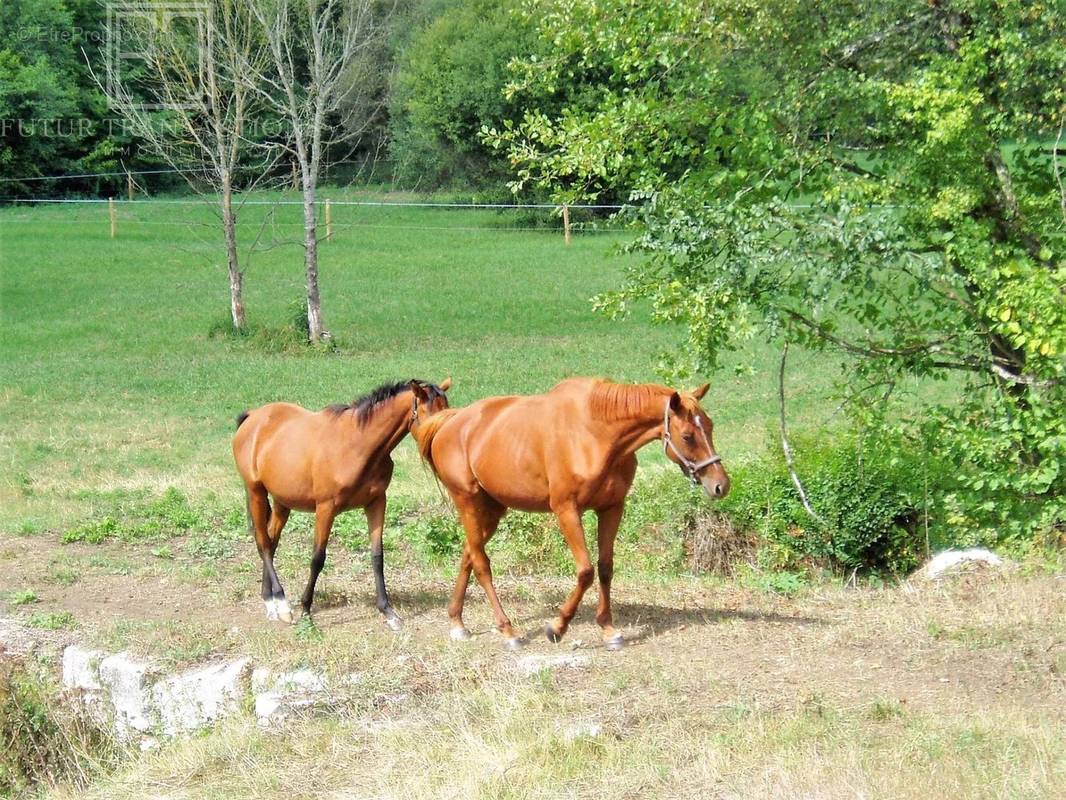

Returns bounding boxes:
[588,380,672,422]
[327,379,445,427]
[411,408,460,470]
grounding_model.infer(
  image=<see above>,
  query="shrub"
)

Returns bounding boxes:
[719,434,927,575]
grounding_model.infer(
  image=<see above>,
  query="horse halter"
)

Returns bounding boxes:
[662,399,722,486]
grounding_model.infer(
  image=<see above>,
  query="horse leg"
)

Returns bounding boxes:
[594,503,625,651]
[457,497,518,648]
[448,501,503,642]
[447,544,474,641]
[546,503,594,644]
[260,502,290,613]
[249,488,290,622]
[300,501,337,616]
[366,495,401,631]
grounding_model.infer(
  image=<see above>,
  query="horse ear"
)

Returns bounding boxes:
[669,391,683,411]
[439,377,452,391]
[408,380,429,401]
[692,382,709,400]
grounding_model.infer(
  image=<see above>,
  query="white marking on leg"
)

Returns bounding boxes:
[276,598,293,623]
[384,615,404,632]
[449,626,471,642]
[264,598,278,621]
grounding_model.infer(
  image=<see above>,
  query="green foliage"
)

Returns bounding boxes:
[498,0,1066,550]
[720,435,926,574]
[7,590,38,607]
[26,610,77,630]
[741,568,807,597]
[0,659,119,797]
[389,0,537,188]
[294,615,323,643]
[62,516,118,544]
[492,512,571,575]
[60,488,216,545]
[922,392,1066,550]
[615,471,703,575]
[405,512,464,561]
[0,0,137,193]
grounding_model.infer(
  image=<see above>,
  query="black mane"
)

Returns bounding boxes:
[327,379,445,425]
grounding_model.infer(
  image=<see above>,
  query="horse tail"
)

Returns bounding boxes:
[412,409,459,472]
[235,410,250,429]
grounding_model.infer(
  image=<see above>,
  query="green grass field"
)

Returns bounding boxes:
[0,191,840,535]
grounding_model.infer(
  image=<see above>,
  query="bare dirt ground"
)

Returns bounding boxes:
[4,530,1065,799]
[3,532,1064,720]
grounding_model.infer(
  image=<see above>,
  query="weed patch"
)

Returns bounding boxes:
[0,659,122,797]
[25,611,77,631]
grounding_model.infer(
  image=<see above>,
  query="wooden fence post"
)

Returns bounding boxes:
[562,204,572,246]
[325,199,333,242]
[127,173,135,202]
[109,197,117,239]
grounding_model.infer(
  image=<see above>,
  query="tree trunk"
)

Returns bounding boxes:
[301,174,325,343]
[221,174,246,331]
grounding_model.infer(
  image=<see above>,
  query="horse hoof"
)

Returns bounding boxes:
[503,636,525,651]
[449,626,472,642]
[545,623,563,644]
[276,598,293,624]
[604,634,624,652]
[264,599,279,621]
[384,615,404,632]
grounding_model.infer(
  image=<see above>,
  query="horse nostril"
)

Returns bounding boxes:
[714,482,724,496]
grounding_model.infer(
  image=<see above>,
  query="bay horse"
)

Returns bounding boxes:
[232,378,451,627]
[412,377,729,650]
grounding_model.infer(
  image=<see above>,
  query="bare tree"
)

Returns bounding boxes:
[94,0,274,331]
[243,0,392,343]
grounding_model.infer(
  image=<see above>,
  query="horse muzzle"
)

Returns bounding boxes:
[700,467,731,500]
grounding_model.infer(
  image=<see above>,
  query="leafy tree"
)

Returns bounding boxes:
[493,0,1066,548]
[0,0,94,190]
[389,0,537,188]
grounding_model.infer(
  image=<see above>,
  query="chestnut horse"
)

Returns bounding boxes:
[413,377,729,650]
[232,378,450,626]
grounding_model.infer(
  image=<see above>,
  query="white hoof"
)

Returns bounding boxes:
[604,634,624,652]
[449,626,472,642]
[264,598,279,621]
[384,615,404,632]
[276,598,293,624]
[503,636,525,651]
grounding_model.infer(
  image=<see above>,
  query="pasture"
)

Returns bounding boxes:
[1,196,1064,798]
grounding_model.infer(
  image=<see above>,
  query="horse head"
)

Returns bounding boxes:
[662,383,730,500]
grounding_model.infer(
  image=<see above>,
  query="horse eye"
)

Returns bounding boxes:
[682,433,696,444]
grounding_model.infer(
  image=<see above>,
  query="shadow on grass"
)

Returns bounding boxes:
[614,601,825,647]
[322,586,827,646]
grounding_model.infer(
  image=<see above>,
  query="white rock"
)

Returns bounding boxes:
[152,658,252,736]
[562,721,602,742]
[62,645,105,691]
[252,667,332,725]
[514,653,590,677]
[98,653,156,735]
[923,548,1004,579]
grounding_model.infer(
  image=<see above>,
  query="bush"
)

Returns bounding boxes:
[719,434,927,575]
